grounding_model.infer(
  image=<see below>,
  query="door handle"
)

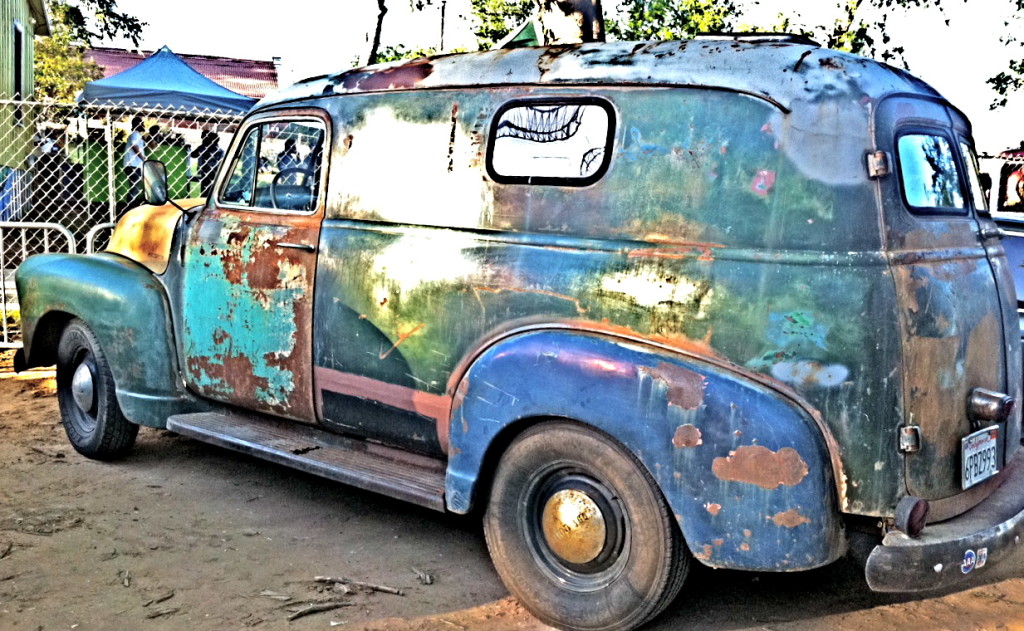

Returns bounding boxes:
[978,227,1003,241]
[274,242,316,253]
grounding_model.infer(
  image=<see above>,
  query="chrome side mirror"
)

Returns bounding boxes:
[143,160,169,206]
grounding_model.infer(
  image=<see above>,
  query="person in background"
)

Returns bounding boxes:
[147,124,163,156]
[123,116,146,207]
[278,137,302,172]
[192,130,224,197]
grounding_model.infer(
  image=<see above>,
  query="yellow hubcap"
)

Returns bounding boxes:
[541,489,607,565]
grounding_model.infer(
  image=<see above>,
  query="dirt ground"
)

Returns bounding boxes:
[2,364,1024,631]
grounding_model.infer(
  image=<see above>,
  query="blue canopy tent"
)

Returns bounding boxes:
[78,46,256,114]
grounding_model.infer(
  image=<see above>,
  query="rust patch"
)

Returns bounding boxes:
[743,529,752,538]
[447,102,459,173]
[739,542,750,552]
[711,445,809,490]
[627,242,723,261]
[106,202,193,274]
[705,503,722,516]
[771,509,811,528]
[379,323,426,360]
[341,60,434,91]
[694,544,713,561]
[713,538,724,547]
[642,363,706,410]
[314,366,450,422]
[672,424,703,448]
[473,286,588,314]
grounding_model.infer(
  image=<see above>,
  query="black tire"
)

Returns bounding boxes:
[484,422,689,631]
[55,319,138,460]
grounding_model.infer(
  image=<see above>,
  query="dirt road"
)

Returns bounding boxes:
[2,365,1024,631]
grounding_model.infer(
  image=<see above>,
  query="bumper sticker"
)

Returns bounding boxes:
[961,549,977,574]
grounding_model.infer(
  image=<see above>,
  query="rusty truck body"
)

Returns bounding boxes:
[14,37,1024,631]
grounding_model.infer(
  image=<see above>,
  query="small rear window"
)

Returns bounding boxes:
[897,134,966,213]
[487,98,615,186]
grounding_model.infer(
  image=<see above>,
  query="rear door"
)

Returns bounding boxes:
[958,123,1023,455]
[876,97,1010,500]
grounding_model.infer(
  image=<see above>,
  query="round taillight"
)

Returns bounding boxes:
[895,496,929,538]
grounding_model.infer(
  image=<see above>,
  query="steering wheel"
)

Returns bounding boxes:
[270,167,315,209]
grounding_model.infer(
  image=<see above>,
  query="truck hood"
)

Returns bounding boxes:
[106,198,205,274]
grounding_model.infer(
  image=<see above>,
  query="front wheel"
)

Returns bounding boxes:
[484,422,689,631]
[56,319,138,460]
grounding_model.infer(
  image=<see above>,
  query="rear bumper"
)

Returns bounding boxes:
[865,454,1024,592]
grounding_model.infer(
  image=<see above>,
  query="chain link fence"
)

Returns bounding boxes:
[0,97,246,347]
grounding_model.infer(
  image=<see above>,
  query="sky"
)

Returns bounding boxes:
[102,0,1024,154]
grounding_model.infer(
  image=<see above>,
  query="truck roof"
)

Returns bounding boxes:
[260,38,945,114]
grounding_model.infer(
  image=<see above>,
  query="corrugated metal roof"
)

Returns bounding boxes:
[266,39,943,114]
[86,47,278,99]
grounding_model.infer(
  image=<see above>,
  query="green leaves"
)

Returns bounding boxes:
[49,0,144,47]
[470,0,536,49]
[604,0,738,41]
[33,2,111,101]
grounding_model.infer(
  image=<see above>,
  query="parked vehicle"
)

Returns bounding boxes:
[15,36,1024,631]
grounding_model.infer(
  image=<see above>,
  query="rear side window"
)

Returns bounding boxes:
[897,133,966,213]
[487,99,615,186]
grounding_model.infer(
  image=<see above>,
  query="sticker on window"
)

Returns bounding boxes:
[488,100,614,185]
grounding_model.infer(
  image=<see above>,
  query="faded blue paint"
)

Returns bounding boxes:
[182,221,301,409]
[446,329,846,571]
[767,311,829,350]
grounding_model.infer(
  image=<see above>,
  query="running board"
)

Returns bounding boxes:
[166,412,447,512]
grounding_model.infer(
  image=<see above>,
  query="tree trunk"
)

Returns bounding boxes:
[540,0,605,44]
[368,0,388,65]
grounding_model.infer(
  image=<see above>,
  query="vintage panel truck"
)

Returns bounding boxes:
[15,36,1024,631]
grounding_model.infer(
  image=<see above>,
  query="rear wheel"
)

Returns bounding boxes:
[484,422,689,631]
[56,319,138,460]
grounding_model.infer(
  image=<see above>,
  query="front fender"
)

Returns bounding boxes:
[16,252,203,427]
[447,329,846,572]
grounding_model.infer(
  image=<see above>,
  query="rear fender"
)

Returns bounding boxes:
[16,252,203,427]
[446,329,846,571]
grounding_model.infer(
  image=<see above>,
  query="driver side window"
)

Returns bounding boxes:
[219,119,326,212]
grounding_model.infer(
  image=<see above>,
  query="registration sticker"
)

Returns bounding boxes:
[962,426,999,490]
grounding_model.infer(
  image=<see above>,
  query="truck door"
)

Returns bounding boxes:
[876,96,1016,500]
[181,111,328,422]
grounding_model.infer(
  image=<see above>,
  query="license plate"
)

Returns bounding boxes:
[962,426,999,489]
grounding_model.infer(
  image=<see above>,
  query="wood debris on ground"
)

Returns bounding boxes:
[313,575,403,596]
[412,567,434,585]
[287,599,352,621]
[259,589,292,601]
